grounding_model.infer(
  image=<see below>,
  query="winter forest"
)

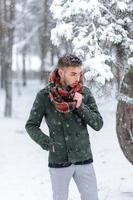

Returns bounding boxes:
[0,0,133,200]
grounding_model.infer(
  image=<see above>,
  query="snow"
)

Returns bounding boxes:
[51,22,73,46]
[128,57,133,66]
[117,93,133,104]
[0,80,133,200]
[50,0,64,20]
[84,55,114,85]
[117,1,128,11]
[50,0,100,18]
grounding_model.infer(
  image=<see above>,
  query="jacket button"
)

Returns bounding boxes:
[68,149,70,153]
[66,124,70,128]
[76,132,80,137]
[68,147,73,153]
[65,136,69,141]
[76,148,80,152]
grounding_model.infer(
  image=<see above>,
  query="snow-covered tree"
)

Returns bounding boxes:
[50,0,133,86]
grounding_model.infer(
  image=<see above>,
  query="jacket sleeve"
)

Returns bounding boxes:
[25,91,50,151]
[75,87,103,131]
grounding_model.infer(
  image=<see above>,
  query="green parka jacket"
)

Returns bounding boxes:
[25,85,103,165]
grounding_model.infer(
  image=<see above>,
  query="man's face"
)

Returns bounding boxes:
[58,66,82,88]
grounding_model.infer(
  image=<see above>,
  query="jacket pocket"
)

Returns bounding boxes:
[49,137,55,152]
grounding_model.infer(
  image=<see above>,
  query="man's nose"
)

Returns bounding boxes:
[75,75,80,82]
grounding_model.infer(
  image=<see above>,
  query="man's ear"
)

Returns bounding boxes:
[58,68,63,77]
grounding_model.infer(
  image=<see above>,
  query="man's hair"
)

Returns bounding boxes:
[57,54,82,68]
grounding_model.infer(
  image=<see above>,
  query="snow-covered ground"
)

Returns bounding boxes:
[0,80,133,200]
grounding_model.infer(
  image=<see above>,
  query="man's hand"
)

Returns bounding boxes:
[73,92,83,108]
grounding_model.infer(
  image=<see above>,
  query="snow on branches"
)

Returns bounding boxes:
[50,0,133,85]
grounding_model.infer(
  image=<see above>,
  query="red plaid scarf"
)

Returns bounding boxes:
[48,68,83,113]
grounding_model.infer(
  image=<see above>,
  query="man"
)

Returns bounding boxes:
[25,54,103,200]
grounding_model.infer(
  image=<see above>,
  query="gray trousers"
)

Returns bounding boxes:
[49,163,99,200]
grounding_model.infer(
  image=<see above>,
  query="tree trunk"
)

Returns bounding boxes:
[116,66,133,164]
[39,0,49,83]
[114,45,127,91]
[0,54,6,89]
[50,43,54,67]
[22,45,27,87]
[4,60,12,117]
[0,0,6,89]
[16,48,21,96]
[4,0,15,117]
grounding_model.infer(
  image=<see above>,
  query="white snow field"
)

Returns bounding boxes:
[0,80,133,200]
